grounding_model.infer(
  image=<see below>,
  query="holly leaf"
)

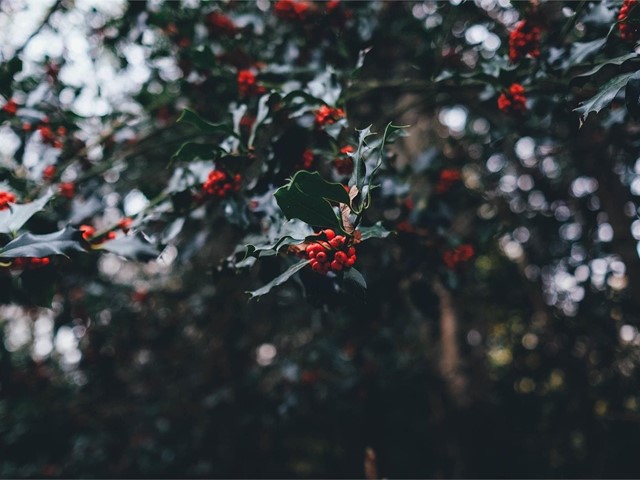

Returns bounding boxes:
[100,234,161,261]
[358,222,393,241]
[170,142,225,165]
[177,108,235,136]
[0,226,85,258]
[565,38,607,68]
[574,72,635,124]
[275,171,350,232]
[0,188,55,234]
[352,125,376,195]
[572,53,639,81]
[245,236,306,259]
[247,259,310,300]
[343,267,367,301]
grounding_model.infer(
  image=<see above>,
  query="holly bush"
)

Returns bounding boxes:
[3,0,640,477]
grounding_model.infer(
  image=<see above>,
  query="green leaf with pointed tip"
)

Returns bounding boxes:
[170,142,225,165]
[0,188,55,234]
[100,234,161,261]
[245,236,305,259]
[572,53,639,81]
[574,72,635,123]
[176,108,235,136]
[275,171,350,231]
[358,222,393,241]
[247,259,310,299]
[343,267,367,301]
[352,125,376,195]
[566,38,607,68]
[0,226,85,258]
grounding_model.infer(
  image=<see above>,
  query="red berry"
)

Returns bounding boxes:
[330,260,342,271]
[324,229,336,240]
[316,251,327,263]
[334,251,347,264]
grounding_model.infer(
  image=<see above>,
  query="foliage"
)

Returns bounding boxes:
[2,0,640,478]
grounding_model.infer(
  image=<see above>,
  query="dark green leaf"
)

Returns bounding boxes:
[352,125,375,195]
[574,72,635,124]
[275,171,350,231]
[176,108,234,136]
[247,259,310,299]
[0,226,86,258]
[245,236,304,259]
[293,171,350,204]
[170,142,225,165]
[100,234,161,261]
[566,38,606,67]
[572,53,638,80]
[358,222,393,241]
[343,267,367,301]
[0,188,55,234]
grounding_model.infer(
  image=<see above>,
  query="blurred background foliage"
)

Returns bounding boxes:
[2,0,640,478]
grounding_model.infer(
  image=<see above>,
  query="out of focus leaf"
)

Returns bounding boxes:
[358,222,393,241]
[0,188,55,234]
[247,259,310,299]
[177,108,235,136]
[0,226,85,258]
[574,72,635,124]
[100,234,161,261]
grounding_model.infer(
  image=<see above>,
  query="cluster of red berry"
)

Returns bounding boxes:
[497,83,527,114]
[11,257,51,269]
[0,191,16,211]
[34,123,66,149]
[435,168,462,194]
[2,99,18,116]
[203,169,242,198]
[334,145,354,175]
[205,11,237,37]
[237,70,266,98]
[443,244,475,269]
[303,229,356,274]
[508,20,541,63]
[80,224,116,244]
[274,0,348,24]
[273,0,313,21]
[619,0,640,42]
[315,105,345,126]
